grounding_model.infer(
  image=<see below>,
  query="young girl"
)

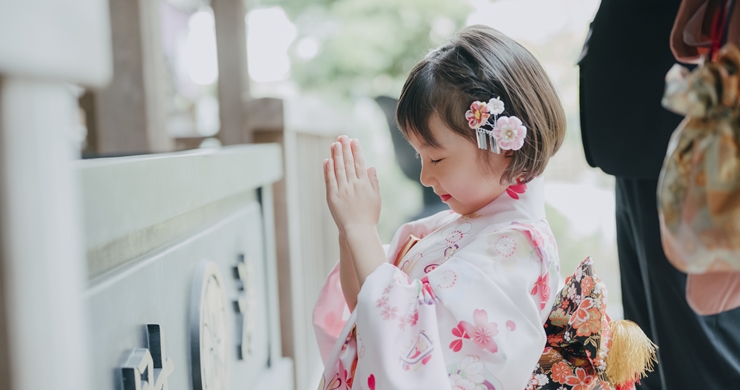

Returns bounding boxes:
[314,25,654,390]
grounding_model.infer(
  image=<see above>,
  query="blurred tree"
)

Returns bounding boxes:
[252,0,471,98]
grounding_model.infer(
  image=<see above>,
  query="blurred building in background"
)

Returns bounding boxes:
[0,1,617,390]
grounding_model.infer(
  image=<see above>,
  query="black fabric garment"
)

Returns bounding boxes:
[582,2,740,389]
[616,178,740,390]
[579,0,687,179]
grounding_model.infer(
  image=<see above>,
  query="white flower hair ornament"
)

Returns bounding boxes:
[465,97,527,154]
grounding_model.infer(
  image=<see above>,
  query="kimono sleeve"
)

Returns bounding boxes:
[312,211,455,365]
[352,229,549,390]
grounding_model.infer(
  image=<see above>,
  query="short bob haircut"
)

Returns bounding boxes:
[396,25,566,184]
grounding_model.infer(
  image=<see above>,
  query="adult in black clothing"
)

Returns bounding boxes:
[579,1,740,389]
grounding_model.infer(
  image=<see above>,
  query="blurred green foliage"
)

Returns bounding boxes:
[252,0,471,98]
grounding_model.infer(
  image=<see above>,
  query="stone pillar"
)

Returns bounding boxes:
[0,80,91,390]
[213,0,252,145]
[92,0,170,154]
[0,1,112,389]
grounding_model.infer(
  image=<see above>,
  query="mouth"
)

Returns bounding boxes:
[439,194,452,202]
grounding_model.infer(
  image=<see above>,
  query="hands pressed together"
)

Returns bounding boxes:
[323,135,382,235]
[323,135,386,291]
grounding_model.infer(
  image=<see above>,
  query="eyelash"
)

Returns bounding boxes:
[415,153,442,165]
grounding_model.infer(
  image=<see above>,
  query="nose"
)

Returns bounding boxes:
[419,162,434,188]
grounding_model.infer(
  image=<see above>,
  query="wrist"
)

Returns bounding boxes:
[342,223,378,239]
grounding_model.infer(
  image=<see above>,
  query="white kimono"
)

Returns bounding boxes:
[313,177,560,390]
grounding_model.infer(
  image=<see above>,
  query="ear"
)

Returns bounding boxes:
[503,150,515,158]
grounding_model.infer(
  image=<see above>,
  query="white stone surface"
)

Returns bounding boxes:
[0,79,92,390]
[0,0,112,86]
[76,144,282,253]
[79,145,288,389]
[255,357,295,390]
[85,203,277,390]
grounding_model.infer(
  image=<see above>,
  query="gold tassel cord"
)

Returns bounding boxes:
[604,319,658,387]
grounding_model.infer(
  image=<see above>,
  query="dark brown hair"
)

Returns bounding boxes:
[396,25,566,184]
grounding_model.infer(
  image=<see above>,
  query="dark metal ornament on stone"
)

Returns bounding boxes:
[120,324,174,390]
[233,253,254,360]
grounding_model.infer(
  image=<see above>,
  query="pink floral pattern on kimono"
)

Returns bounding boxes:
[313,177,560,389]
[460,309,499,353]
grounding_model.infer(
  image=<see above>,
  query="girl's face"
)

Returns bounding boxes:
[407,113,512,215]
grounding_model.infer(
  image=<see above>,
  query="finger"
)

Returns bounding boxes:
[323,158,328,183]
[368,166,380,194]
[332,142,347,186]
[340,136,357,180]
[324,158,337,193]
[351,139,367,179]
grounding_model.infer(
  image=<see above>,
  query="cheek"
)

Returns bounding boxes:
[444,168,491,199]
[458,165,510,204]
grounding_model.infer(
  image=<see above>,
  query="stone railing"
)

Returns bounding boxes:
[78,144,292,389]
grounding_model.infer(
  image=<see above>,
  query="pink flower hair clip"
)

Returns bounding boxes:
[464,97,527,154]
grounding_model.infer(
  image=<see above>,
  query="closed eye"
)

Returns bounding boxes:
[415,152,441,165]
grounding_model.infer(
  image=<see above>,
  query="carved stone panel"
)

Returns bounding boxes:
[233,253,257,359]
[190,260,230,390]
[86,201,277,389]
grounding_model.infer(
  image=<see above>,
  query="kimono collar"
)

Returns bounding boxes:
[465,176,546,224]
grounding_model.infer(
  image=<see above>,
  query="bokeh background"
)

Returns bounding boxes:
[217,0,620,317]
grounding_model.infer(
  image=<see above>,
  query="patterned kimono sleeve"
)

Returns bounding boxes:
[352,228,552,390]
[313,260,353,365]
[313,211,455,365]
